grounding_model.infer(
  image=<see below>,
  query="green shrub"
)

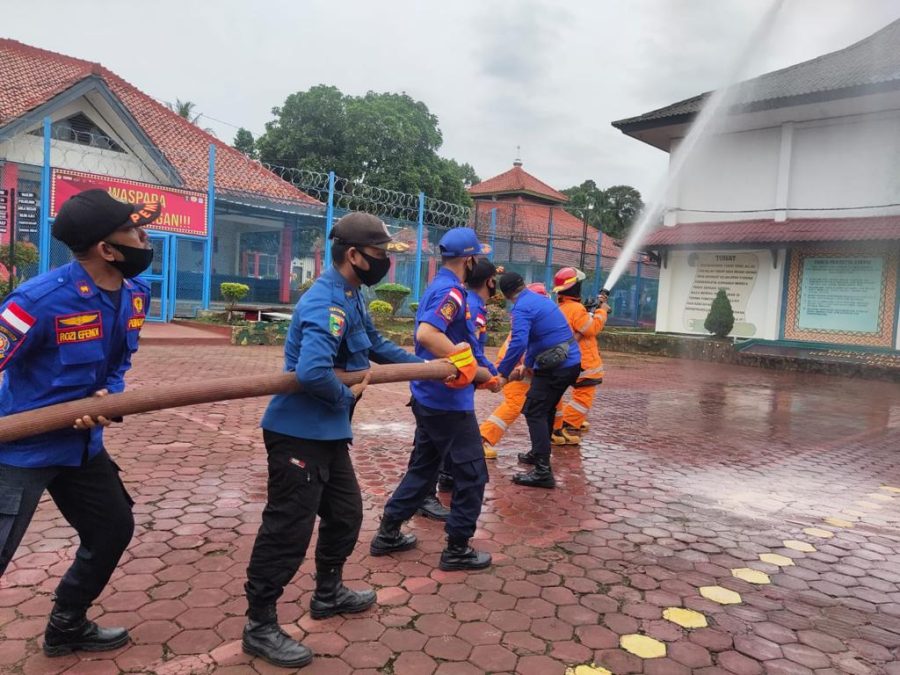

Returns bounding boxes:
[220,282,250,322]
[374,283,411,316]
[486,304,508,332]
[297,278,315,295]
[704,288,735,338]
[408,302,419,313]
[369,299,393,317]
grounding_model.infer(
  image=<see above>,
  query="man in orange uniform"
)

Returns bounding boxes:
[479,282,549,457]
[550,267,609,445]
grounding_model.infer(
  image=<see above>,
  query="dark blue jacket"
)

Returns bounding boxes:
[262,266,421,440]
[0,262,148,468]
[465,289,497,377]
[496,288,581,378]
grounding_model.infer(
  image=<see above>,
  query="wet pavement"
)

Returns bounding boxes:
[2,345,900,674]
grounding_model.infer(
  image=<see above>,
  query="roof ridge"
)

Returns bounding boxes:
[0,38,97,71]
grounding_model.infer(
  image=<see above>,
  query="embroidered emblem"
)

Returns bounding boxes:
[76,280,92,297]
[329,312,345,337]
[56,312,102,344]
[129,293,147,330]
[438,288,464,322]
[133,295,144,315]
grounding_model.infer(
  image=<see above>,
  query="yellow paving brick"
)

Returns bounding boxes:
[880,486,900,493]
[731,568,771,584]
[868,493,892,501]
[783,540,816,552]
[856,501,882,510]
[566,666,613,675]
[824,517,854,528]
[663,607,708,628]
[760,553,794,566]
[700,585,742,604]
[803,528,834,539]
[620,634,666,659]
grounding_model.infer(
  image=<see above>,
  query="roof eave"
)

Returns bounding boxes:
[613,79,900,138]
[0,74,183,187]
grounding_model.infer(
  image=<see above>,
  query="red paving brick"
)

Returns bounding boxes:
[2,345,900,673]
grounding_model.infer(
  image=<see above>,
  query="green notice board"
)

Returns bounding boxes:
[798,257,883,333]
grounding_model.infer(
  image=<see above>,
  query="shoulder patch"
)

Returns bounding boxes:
[129,293,147,331]
[438,287,464,322]
[329,310,346,337]
[0,302,36,369]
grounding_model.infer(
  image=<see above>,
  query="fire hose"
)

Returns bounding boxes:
[0,361,491,444]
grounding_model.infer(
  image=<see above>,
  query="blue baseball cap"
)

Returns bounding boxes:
[438,227,490,258]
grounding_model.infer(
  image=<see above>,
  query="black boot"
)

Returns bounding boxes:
[43,602,129,657]
[437,472,454,493]
[439,538,492,571]
[513,455,556,489]
[417,494,451,521]
[370,517,418,556]
[517,450,537,465]
[242,605,313,668]
[310,564,376,619]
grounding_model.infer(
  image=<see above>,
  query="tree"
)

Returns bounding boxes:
[561,181,644,240]
[220,282,249,322]
[166,98,216,136]
[0,241,39,295]
[256,85,475,205]
[233,128,257,158]
[704,289,735,338]
[603,185,644,240]
[167,99,201,123]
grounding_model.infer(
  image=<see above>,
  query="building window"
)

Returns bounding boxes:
[30,113,125,153]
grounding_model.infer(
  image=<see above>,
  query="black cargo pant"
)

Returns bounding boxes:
[383,402,488,542]
[0,450,135,609]
[523,364,582,458]
[244,430,363,611]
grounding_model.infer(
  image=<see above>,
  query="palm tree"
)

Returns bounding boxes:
[165,99,216,136]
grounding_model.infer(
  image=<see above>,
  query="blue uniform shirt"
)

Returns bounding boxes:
[262,266,421,441]
[496,288,581,378]
[0,261,149,468]
[465,289,497,377]
[410,268,476,411]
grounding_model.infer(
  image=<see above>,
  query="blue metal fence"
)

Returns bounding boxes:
[2,123,657,325]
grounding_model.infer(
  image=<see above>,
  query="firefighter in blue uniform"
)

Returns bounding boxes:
[243,213,464,669]
[0,189,156,657]
[495,271,581,489]
[418,257,499,519]
[370,228,498,571]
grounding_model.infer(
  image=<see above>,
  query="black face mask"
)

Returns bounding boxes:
[463,257,476,284]
[105,242,154,278]
[352,249,391,286]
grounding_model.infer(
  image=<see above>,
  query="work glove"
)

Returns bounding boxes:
[476,375,502,392]
[445,343,477,389]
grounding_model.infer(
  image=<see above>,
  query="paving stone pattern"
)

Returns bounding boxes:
[2,347,899,674]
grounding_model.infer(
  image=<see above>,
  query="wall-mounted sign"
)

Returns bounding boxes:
[683,252,759,337]
[50,169,208,237]
[784,248,896,348]
[15,191,38,234]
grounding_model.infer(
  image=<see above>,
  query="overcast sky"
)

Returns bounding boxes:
[5,1,900,197]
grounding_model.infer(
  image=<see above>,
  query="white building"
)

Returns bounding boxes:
[614,20,900,352]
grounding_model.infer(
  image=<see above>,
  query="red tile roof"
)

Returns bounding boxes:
[474,200,628,268]
[0,39,318,205]
[644,216,900,246]
[469,163,569,203]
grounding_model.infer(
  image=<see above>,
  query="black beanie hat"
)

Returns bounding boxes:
[52,189,161,252]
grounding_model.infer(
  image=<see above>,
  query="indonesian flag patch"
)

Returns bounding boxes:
[438,288,464,323]
[0,302,36,370]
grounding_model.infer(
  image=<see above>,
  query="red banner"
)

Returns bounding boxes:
[50,170,208,237]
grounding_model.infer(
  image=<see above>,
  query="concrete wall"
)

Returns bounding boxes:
[656,248,784,340]
[670,109,900,223]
